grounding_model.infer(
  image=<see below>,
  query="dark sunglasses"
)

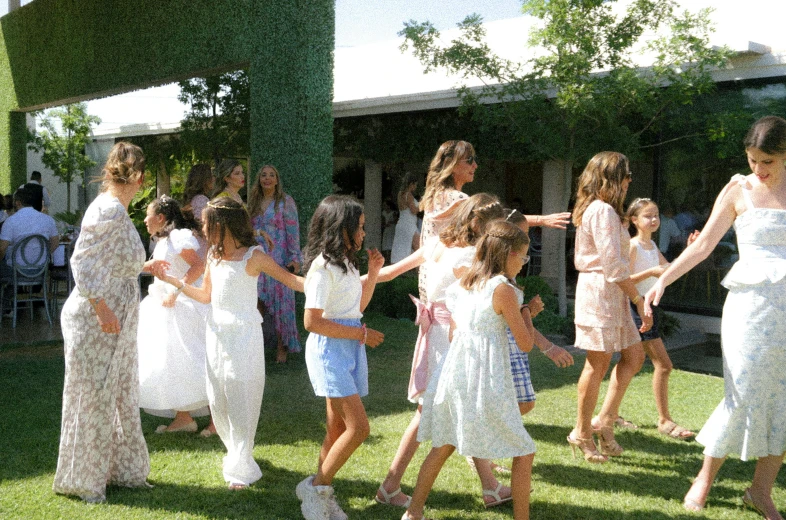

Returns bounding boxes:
[464,155,477,165]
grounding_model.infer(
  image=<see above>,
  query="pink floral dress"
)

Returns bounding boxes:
[54,193,149,501]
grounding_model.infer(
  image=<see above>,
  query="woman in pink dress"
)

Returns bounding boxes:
[568,151,651,463]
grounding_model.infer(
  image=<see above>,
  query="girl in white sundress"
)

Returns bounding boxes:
[159,197,304,490]
[373,194,519,510]
[404,220,537,520]
[647,116,786,518]
[137,195,213,435]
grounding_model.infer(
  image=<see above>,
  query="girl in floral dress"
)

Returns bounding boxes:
[404,220,536,520]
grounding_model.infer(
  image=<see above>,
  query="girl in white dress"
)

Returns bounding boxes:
[647,116,786,518]
[374,194,518,509]
[137,196,211,434]
[159,197,305,490]
[404,220,536,520]
[391,173,421,264]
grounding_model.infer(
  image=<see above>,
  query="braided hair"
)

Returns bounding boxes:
[439,193,505,247]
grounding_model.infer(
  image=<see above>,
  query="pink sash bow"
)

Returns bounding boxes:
[407,295,451,401]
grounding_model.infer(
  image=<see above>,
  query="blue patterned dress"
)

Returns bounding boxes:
[251,194,303,352]
[695,175,786,460]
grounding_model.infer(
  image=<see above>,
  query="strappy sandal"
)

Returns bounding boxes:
[376,485,411,508]
[593,425,624,456]
[683,496,704,512]
[658,420,695,440]
[614,416,639,429]
[567,432,608,463]
[401,512,433,520]
[482,482,513,508]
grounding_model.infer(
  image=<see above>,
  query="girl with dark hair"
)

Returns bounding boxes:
[158,197,304,490]
[296,195,385,520]
[137,196,213,435]
[647,116,786,517]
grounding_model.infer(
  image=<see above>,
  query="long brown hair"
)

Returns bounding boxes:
[212,159,242,198]
[420,140,475,213]
[461,220,529,291]
[572,151,630,227]
[248,164,285,218]
[439,193,504,247]
[203,197,255,261]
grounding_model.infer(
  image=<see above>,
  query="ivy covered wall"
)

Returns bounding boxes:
[0,0,334,218]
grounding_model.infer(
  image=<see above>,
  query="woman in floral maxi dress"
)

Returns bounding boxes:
[53,142,160,503]
[248,164,303,363]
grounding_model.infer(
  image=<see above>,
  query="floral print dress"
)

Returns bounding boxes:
[251,194,303,352]
[53,193,149,501]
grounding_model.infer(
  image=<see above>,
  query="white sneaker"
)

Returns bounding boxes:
[296,475,315,501]
[327,493,348,520]
[300,480,332,520]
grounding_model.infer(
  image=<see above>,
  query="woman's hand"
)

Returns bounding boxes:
[534,212,572,229]
[145,259,170,279]
[636,299,653,331]
[527,295,544,318]
[93,298,121,334]
[644,280,665,317]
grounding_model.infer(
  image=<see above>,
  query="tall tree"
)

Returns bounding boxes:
[27,103,100,213]
[177,70,250,165]
[400,0,729,315]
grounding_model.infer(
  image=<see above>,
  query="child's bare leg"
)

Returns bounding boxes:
[511,453,534,520]
[748,454,785,519]
[642,338,673,424]
[313,394,369,486]
[377,406,421,505]
[518,402,535,415]
[405,445,455,519]
[473,458,511,505]
[684,455,725,510]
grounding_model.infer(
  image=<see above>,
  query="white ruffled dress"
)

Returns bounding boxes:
[138,229,210,417]
[695,174,786,460]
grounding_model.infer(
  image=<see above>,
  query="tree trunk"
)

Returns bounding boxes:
[557,159,573,317]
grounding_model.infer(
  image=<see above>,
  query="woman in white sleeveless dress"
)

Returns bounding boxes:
[391,173,420,264]
[647,116,786,518]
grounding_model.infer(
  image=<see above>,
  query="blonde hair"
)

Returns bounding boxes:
[99,142,145,190]
[461,220,529,291]
[420,140,475,213]
[439,193,504,247]
[572,151,630,227]
[248,164,284,218]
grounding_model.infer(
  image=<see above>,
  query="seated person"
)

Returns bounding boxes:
[0,187,59,279]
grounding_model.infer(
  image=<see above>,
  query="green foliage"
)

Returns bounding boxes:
[519,275,574,336]
[178,71,250,165]
[366,275,419,321]
[53,210,82,226]
[129,184,156,249]
[26,103,100,213]
[0,0,335,227]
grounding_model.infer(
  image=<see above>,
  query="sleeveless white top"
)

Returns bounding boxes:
[632,239,660,294]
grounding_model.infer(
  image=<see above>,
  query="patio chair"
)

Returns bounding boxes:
[49,240,75,316]
[0,234,52,328]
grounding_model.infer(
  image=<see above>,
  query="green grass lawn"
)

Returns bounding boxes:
[0,313,782,519]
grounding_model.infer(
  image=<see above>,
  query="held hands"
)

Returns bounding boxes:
[644,280,665,318]
[145,259,171,279]
[527,295,545,318]
[364,327,385,348]
[636,299,653,332]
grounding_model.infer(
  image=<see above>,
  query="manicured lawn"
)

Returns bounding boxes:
[0,313,782,519]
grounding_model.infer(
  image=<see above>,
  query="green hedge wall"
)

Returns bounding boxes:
[0,0,334,216]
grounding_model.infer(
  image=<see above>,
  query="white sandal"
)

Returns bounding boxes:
[376,485,411,507]
[482,482,513,508]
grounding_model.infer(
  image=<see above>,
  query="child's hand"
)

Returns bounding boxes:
[365,327,384,348]
[527,295,544,318]
[686,230,700,246]
[651,265,668,278]
[145,259,171,279]
[367,248,384,274]
[161,293,177,308]
[544,344,574,368]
